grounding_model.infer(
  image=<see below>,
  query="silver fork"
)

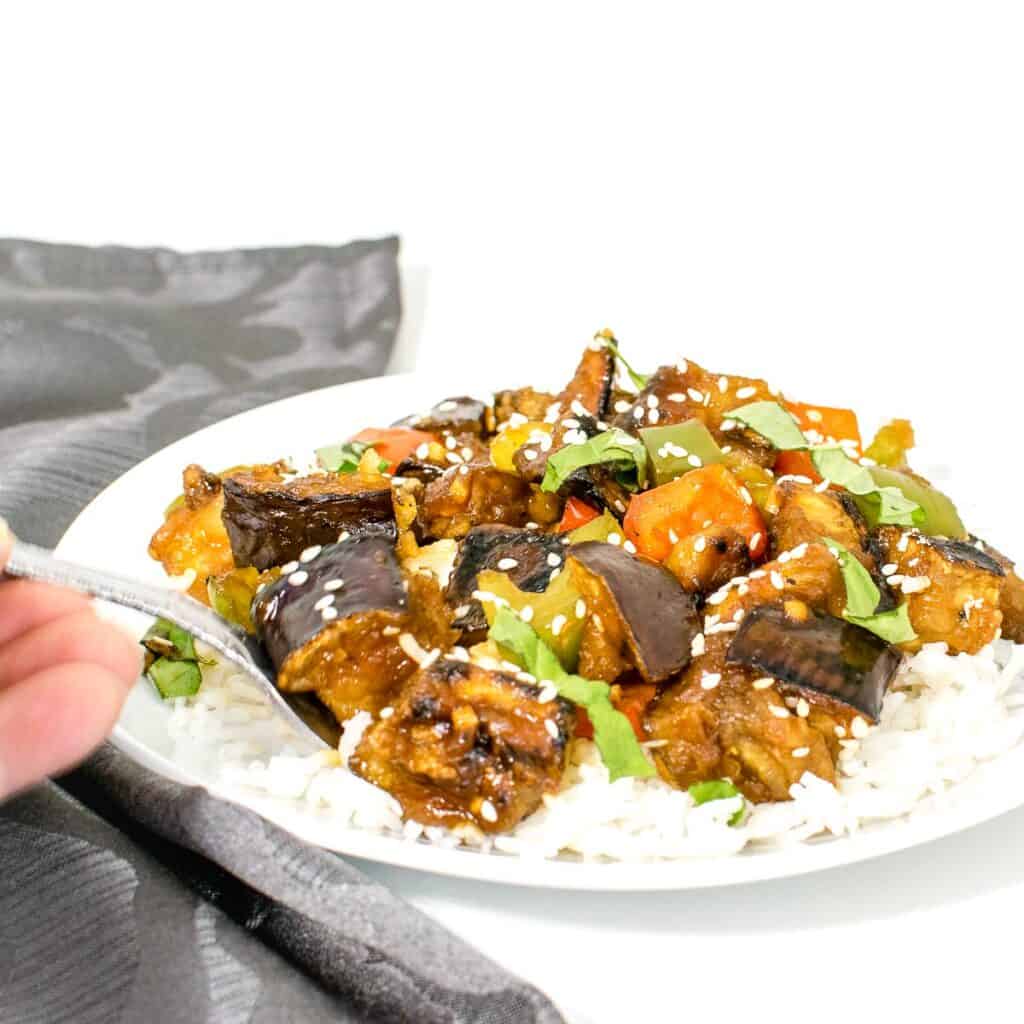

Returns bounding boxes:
[5,537,338,749]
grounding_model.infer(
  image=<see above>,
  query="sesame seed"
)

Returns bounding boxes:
[551,614,567,637]
[575,599,587,619]
[645,394,659,409]
[888,574,906,586]
[445,435,458,450]
[300,545,322,563]
[415,442,430,459]
[314,595,335,612]
[459,465,469,475]
[538,685,558,703]
[614,499,626,513]
[732,609,745,622]
[549,568,561,580]
[834,725,846,738]
[570,399,588,418]
[687,453,702,468]
[668,528,680,544]
[324,579,345,591]
[288,570,309,586]
[749,532,762,553]
[496,557,519,570]
[805,409,823,423]
[749,570,766,579]
[717,376,729,393]
[445,452,463,465]
[694,536,707,553]
[796,698,810,718]
[770,571,785,590]
[449,646,471,663]
[752,676,775,690]
[701,672,722,690]
[707,591,728,606]
[607,533,622,545]
[281,560,300,574]
[379,706,394,719]
[479,800,498,823]
[687,388,704,403]
[648,409,661,424]
[561,417,581,429]
[897,534,910,553]
[461,447,474,461]
[547,552,562,567]
[720,419,738,431]
[792,746,810,759]
[321,606,339,622]
[667,392,686,403]
[525,521,539,530]
[438,400,459,412]
[900,575,932,594]
[337,531,351,543]
[677,359,689,373]
[544,719,560,739]
[633,406,645,421]
[882,563,898,576]
[523,449,538,460]
[736,386,757,399]
[614,399,632,413]
[814,478,831,492]
[739,487,753,505]
[769,705,790,718]
[851,716,870,738]
[691,633,706,656]
[520,605,534,622]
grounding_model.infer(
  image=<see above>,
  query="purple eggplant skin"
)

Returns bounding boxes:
[222,475,395,571]
[726,605,901,721]
[932,536,1006,577]
[393,396,492,436]
[446,526,568,634]
[567,541,700,683]
[392,457,445,485]
[252,536,406,673]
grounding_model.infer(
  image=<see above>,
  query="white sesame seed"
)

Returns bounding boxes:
[796,698,810,718]
[690,633,706,656]
[677,360,689,373]
[437,400,459,412]
[882,563,898,576]
[538,685,558,703]
[897,533,910,553]
[633,406,645,421]
[520,605,535,623]
[398,632,431,665]
[337,531,351,543]
[694,536,707,553]
[314,595,335,612]
[574,599,587,619]
[459,465,469,475]
[445,452,463,465]
[321,606,339,622]
[299,545,322,563]
[479,799,498,823]
[281,560,300,574]
[448,646,471,663]
[687,388,704,403]
[668,528,680,544]
[288,570,309,586]
[667,392,686,403]
[805,409,823,423]
[551,614,568,637]
[323,579,344,591]
[851,716,870,738]
[732,609,745,623]
[707,591,728,606]
[544,719,560,739]
[834,725,847,738]
[445,435,458,450]
[570,400,588,418]
[648,409,661,424]
[561,417,581,429]
[770,571,785,590]
[461,447,474,461]
[752,676,775,690]
[717,376,729,393]
[547,552,562,567]
[749,570,766,579]
[749,532,762,553]
[739,487,753,506]
[614,499,626,513]
[614,399,632,413]
[549,568,561,580]
[415,442,430,459]
[720,419,738,431]
[900,575,932,594]
[701,672,722,690]
[523,449,538,460]
[687,454,702,468]
[888,574,906,586]
[792,746,810,758]
[645,394,659,409]
[769,705,790,718]
[736,386,757,399]
[607,533,622,546]
[379,706,395,719]
[496,557,519,571]
[454,604,471,618]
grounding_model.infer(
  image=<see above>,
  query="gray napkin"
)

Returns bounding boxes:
[0,239,564,1024]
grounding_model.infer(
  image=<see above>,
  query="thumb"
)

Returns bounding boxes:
[0,517,10,570]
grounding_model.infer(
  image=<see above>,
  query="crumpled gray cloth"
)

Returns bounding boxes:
[0,239,564,1024]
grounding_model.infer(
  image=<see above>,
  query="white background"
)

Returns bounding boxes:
[4,3,1024,1021]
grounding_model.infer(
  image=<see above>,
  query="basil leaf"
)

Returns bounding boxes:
[540,428,649,493]
[823,539,917,644]
[726,401,808,451]
[598,331,649,389]
[812,448,922,527]
[688,779,745,826]
[489,607,655,781]
[146,658,202,699]
[316,440,387,474]
[142,618,197,661]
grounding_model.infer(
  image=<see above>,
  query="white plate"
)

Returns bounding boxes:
[56,370,1024,890]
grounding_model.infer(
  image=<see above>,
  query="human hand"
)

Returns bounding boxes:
[0,518,142,799]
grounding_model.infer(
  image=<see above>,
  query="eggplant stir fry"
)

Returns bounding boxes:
[148,335,1024,834]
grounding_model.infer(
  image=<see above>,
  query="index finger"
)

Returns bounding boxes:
[0,517,10,568]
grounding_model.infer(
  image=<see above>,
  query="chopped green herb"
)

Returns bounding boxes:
[540,428,649,494]
[141,618,210,700]
[489,608,655,781]
[688,779,746,826]
[316,440,387,474]
[640,420,726,485]
[823,539,918,644]
[598,331,649,389]
[727,401,809,452]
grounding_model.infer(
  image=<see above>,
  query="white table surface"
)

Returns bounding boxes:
[5,4,1024,1020]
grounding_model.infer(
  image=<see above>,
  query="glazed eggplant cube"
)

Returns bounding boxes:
[351,658,574,833]
[727,605,901,721]
[567,541,700,683]
[222,471,395,571]
[252,537,454,723]
[395,395,492,437]
[446,525,568,635]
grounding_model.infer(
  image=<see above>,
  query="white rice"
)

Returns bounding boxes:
[165,640,1024,862]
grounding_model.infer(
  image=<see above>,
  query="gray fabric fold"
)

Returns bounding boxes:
[0,238,565,1023]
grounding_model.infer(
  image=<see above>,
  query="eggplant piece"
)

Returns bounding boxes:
[928,536,1005,576]
[222,471,395,571]
[351,657,574,833]
[252,536,455,724]
[446,525,567,635]
[727,605,901,721]
[392,457,445,484]
[394,396,492,436]
[560,345,615,419]
[493,386,557,426]
[562,466,631,520]
[567,541,700,683]
[419,461,534,540]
